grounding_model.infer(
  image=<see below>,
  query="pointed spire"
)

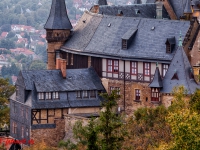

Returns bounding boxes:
[149,66,163,88]
[98,0,108,5]
[44,0,72,30]
[161,46,200,94]
[184,0,192,13]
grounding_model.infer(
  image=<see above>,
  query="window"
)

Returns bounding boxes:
[71,54,73,65]
[83,91,89,98]
[110,87,120,95]
[53,92,59,99]
[122,39,127,49]
[131,61,138,75]
[144,62,150,76]
[21,126,24,138]
[166,44,171,53]
[107,60,112,72]
[38,92,44,100]
[13,122,17,134]
[46,92,51,100]
[107,59,119,73]
[151,88,160,102]
[90,90,96,98]
[135,89,140,101]
[76,91,82,98]
[162,64,169,77]
[26,128,29,136]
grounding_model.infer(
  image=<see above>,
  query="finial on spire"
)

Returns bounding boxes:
[179,31,182,47]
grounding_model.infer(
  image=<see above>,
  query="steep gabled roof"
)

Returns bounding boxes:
[44,0,72,29]
[20,67,104,92]
[161,46,200,94]
[62,11,190,62]
[14,67,105,109]
[149,67,163,88]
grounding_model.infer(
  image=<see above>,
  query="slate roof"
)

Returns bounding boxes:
[21,67,104,92]
[98,0,107,5]
[61,11,190,62]
[13,67,105,109]
[149,67,163,88]
[184,0,192,13]
[161,46,200,94]
[98,4,169,18]
[44,0,72,29]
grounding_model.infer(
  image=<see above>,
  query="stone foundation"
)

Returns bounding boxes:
[30,119,65,147]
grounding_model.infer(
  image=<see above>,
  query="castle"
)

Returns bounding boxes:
[9,0,200,146]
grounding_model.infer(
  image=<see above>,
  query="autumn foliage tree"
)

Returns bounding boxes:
[0,78,15,127]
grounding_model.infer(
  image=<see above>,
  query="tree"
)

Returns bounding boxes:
[0,78,15,127]
[1,24,11,32]
[97,91,125,150]
[165,86,200,150]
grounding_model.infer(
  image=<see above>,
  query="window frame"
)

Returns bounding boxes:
[38,92,44,100]
[76,91,82,98]
[135,89,140,101]
[151,88,160,102]
[53,92,59,99]
[107,59,119,73]
[131,61,138,75]
[162,64,169,77]
[110,87,120,95]
[83,90,89,98]
[45,92,52,100]
[144,62,151,76]
[90,90,96,98]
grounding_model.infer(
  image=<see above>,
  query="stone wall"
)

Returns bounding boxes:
[64,115,89,143]
[30,118,65,147]
[107,79,154,115]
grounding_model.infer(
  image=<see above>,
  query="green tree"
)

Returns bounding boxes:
[165,86,200,150]
[97,91,125,150]
[0,78,15,127]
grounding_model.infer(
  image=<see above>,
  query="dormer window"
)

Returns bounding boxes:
[76,91,82,98]
[171,72,179,80]
[53,92,59,99]
[38,92,44,100]
[46,92,52,100]
[165,37,175,53]
[122,39,127,49]
[122,28,137,50]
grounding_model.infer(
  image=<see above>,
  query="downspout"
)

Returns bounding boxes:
[124,60,125,112]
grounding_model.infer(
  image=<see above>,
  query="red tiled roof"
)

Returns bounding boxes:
[1,32,8,38]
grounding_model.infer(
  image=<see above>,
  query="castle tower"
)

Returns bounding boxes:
[44,0,72,70]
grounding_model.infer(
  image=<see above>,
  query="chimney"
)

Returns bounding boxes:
[91,5,99,13]
[156,1,163,19]
[60,59,67,79]
[56,50,61,69]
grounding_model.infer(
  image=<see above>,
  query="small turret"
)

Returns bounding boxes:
[44,0,72,70]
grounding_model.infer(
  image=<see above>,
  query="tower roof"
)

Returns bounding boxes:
[184,0,192,13]
[98,0,108,5]
[161,45,199,94]
[149,67,163,88]
[44,0,72,30]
